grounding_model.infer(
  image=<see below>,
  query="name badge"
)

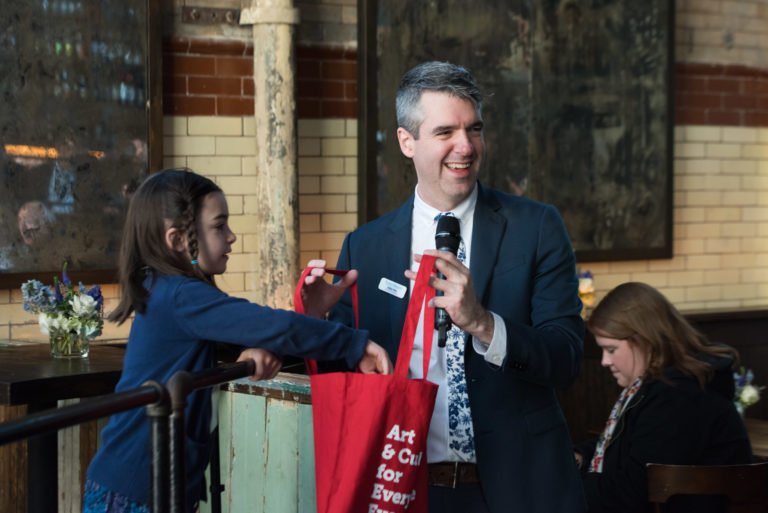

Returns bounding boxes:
[378,277,407,299]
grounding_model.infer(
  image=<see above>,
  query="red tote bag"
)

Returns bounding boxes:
[294,256,439,513]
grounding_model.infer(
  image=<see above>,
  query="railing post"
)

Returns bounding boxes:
[167,370,192,513]
[144,380,171,513]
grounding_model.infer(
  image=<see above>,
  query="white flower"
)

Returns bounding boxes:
[740,384,761,407]
[38,313,53,335]
[71,294,98,317]
[80,319,102,338]
[64,315,81,333]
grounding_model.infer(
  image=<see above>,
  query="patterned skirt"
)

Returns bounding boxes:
[82,480,150,513]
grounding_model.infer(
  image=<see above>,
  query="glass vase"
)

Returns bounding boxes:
[49,330,90,358]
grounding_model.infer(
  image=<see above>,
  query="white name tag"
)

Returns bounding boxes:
[378,277,407,299]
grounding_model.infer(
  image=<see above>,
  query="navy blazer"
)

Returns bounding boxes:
[329,183,587,513]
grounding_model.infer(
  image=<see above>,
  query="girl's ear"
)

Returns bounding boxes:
[164,227,187,253]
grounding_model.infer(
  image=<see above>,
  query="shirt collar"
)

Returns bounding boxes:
[413,184,478,227]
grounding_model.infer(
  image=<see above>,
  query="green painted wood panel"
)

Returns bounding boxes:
[200,374,315,513]
[297,403,317,513]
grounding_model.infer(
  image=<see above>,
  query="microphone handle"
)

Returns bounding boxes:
[437,324,448,348]
[435,269,451,347]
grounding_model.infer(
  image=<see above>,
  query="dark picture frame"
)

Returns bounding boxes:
[358,0,673,262]
[0,1,163,288]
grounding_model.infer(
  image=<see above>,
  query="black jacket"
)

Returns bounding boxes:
[575,351,753,513]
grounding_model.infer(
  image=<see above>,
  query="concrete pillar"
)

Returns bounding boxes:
[240,1,300,309]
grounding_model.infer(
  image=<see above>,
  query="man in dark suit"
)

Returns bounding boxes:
[306,61,586,513]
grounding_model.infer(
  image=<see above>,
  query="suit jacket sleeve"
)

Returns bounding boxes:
[488,203,584,389]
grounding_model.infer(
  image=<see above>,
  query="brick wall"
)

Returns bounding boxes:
[578,0,768,310]
[583,125,768,311]
[675,0,768,70]
[297,118,358,267]
[163,38,358,118]
[4,0,768,340]
[676,63,768,126]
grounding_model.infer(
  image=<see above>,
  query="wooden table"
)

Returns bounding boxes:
[745,417,768,461]
[0,342,126,513]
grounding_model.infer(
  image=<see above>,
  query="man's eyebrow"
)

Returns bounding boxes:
[430,124,457,135]
[430,121,484,135]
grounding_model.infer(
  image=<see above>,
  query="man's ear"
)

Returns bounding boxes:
[397,127,415,158]
[164,227,186,253]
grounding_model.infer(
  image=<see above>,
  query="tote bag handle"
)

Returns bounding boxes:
[293,255,437,380]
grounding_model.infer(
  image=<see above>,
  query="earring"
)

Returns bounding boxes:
[191,259,198,265]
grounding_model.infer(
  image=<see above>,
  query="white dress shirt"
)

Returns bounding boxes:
[408,184,508,462]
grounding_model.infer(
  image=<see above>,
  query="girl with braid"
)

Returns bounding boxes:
[85,169,392,513]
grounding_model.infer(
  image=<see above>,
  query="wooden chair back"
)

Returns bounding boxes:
[647,462,768,513]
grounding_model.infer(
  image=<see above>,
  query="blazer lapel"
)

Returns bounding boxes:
[383,196,414,350]
[471,183,506,306]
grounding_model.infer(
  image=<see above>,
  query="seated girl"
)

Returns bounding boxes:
[574,282,753,513]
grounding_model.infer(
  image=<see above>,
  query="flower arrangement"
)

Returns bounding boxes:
[577,269,595,307]
[21,263,104,357]
[733,367,764,417]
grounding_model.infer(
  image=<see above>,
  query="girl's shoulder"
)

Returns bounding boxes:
[148,273,224,305]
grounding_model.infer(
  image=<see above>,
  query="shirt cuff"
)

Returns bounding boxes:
[472,311,507,366]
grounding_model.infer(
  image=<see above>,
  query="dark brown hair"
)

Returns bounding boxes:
[109,168,222,324]
[587,282,737,388]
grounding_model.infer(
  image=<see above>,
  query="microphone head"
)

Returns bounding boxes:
[435,216,461,255]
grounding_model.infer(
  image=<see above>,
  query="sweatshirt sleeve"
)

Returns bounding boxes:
[172,277,368,369]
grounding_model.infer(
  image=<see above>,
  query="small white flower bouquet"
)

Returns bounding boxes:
[21,263,104,357]
[733,367,764,417]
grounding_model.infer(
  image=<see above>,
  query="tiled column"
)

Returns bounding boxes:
[240,1,300,308]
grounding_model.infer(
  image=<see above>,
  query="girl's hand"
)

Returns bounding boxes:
[357,341,393,375]
[237,348,282,381]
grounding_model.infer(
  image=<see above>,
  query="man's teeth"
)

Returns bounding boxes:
[446,163,470,169]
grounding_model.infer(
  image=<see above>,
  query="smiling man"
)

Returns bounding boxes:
[314,61,587,513]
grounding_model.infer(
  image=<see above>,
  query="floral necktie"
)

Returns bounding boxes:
[445,236,476,460]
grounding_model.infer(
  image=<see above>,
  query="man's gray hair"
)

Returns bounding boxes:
[395,61,483,138]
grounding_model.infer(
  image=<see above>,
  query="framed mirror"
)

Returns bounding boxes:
[359,0,673,262]
[0,0,162,288]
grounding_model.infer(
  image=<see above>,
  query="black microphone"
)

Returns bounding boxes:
[434,215,461,348]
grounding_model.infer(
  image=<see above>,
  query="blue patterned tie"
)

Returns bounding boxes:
[441,226,476,460]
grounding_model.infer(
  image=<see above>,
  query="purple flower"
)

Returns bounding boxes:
[54,280,64,303]
[87,285,104,311]
[579,270,593,279]
[61,263,71,286]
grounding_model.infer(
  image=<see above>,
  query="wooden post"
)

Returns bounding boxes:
[240,0,300,309]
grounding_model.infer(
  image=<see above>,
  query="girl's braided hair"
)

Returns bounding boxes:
[109,168,222,324]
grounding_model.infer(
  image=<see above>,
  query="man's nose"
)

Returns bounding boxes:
[453,130,474,155]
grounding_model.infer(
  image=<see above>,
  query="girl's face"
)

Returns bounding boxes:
[595,335,648,388]
[195,191,236,275]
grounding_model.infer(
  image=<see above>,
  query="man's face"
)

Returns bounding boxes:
[397,91,484,212]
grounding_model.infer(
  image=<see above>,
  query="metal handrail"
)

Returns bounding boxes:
[0,382,166,446]
[0,380,170,512]
[166,360,255,513]
[0,358,256,513]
